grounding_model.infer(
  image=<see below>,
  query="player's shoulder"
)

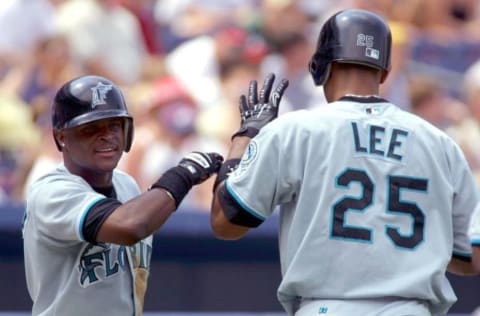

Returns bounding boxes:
[399,108,457,141]
[31,164,82,186]
[270,108,319,128]
[113,168,134,181]
[26,164,91,201]
[113,168,138,186]
[396,108,467,160]
[113,169,141,195]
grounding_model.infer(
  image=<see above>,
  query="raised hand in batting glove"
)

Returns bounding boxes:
[150,151,224,207]
[231,73,289,140]
[178,152,224,185]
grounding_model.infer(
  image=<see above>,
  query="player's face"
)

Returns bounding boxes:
[59,117,125,180]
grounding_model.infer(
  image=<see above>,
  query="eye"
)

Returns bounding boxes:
[108,120,123,132]
[78,125,99,136]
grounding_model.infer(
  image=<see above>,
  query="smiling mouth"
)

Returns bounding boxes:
[96,147,117,153]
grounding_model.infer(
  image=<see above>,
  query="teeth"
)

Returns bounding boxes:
[98,148,114,152]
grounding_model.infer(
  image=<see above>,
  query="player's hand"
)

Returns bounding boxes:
[178,152,224,185]
[232,73,289,140]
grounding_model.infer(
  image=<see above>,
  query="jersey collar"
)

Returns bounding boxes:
[339,95,389,103]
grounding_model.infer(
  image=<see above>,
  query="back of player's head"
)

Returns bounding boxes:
[52,75,134,152]
[309,9,392,86]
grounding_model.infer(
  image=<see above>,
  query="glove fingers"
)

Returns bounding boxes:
[239,95,249,118]
[247,80,258,108]
[208,152,224,171]
[259,73,275,104]
[271,79,289,108]
[184,152,211,169]
[179,151,223,185]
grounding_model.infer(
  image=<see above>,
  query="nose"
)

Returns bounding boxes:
[97,125,116,140]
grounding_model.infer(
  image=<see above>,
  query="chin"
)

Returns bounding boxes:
[96,159,121,172]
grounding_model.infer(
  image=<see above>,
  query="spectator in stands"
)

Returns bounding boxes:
[0,94,40,205]
[407,0,480,98]
[378,20,415,110]
[118,0,164,55]
[153,0,258,53]
[0,0,57,69]
[55,0,153,85]
[446,60,480,184]
[17,33,80,126]
[165,22,268,109]
[259,31,327,111]
[408,75,467,130]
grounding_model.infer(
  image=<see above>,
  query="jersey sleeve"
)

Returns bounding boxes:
[448,139,480,257]
[26,174,108,245]
[225,120,300,220]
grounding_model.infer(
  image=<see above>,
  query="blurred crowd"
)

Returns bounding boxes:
[2,0,480,212]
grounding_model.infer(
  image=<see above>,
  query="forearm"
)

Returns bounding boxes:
[447,257,479,276]
[212,135,250,196]
[211,73,288,240]
[226,136,251,159]
[472,246,480,273]
[210,136,251,239]
[97,152,223,245]
[211,190,250,240]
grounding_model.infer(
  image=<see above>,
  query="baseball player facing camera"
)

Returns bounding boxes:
[211,9,480,316]
[22,75,223,316]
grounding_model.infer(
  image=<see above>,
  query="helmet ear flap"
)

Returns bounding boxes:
[309,52,321,86]
[123,117,134,152]
[308,53,319,86]
[309,52,330,86]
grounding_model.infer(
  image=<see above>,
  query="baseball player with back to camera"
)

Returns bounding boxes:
[22,75,223,316]
[210,9,480,316]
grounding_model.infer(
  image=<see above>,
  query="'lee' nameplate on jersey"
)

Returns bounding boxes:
[350,120,411,163]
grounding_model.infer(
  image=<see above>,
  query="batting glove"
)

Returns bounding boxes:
[178,151,224,185]
[150,151,223,207]
[232,73,289,140]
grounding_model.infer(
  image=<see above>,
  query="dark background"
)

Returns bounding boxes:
[1,206,479,313]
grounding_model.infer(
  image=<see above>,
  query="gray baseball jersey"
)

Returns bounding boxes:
[225,96,478,316]
[23,164,152,316]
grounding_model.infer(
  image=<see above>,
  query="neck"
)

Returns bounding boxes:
[64,160,113,188]
[324,64,384,102]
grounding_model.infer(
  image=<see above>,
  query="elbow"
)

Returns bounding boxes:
[211,194,249,240]
[120,235,144,246]
[472,246,480,274]
[473,260,480,275]
[121,224,151,245]
[211,224,244,240]
[210,214,249,240]
[447,256,480,276]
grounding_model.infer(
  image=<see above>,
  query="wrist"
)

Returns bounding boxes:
[228,136,251,158]
[231,126,258,140]
[213,158,241,193]
[149,166,194,208]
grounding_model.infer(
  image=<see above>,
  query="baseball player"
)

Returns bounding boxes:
[210,9,479,316]
[22,75,223,316]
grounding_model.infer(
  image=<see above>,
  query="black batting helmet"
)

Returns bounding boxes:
[309,9,392,86]
[52,75,134,152]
